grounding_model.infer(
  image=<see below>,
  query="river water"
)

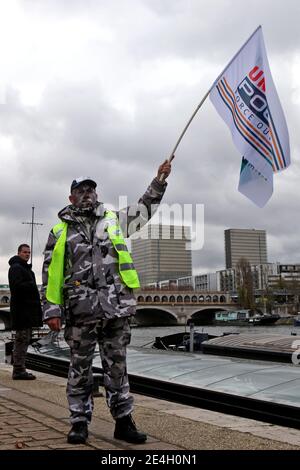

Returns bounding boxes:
[1,324,299,362]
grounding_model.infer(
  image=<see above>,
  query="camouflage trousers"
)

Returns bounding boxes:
[64,317,134,424]
[13,328,32,373]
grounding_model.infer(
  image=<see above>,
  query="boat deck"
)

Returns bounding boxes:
[202,333,299,362]
[25,336,300,405]
[21,336,300,429]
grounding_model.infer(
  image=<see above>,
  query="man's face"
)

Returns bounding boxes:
[69,184,98,209]
[18,247,30,262]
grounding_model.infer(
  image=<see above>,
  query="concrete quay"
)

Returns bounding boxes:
[1,364,300,451]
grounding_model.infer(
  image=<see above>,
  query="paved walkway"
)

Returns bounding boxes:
[0,367,179,451]
[1,364,300,450]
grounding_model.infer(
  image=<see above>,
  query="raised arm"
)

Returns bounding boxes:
[118,159,172,237]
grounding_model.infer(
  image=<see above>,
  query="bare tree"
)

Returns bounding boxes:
[288,278,300,314]
[260,286,274,314]
[235,258,255,310]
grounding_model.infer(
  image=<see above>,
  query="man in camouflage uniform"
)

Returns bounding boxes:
[42,159,171,444]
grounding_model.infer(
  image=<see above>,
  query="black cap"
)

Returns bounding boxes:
[70,177,97,192]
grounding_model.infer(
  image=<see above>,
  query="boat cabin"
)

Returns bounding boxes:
[215,310,251,322]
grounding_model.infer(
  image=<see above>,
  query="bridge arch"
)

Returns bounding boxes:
[135,307,178,326]
[188,307,228,326]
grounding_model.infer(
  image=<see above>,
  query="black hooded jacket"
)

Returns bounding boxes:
[8,256,43,329]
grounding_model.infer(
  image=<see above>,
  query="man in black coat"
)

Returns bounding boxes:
[8,244,43,380]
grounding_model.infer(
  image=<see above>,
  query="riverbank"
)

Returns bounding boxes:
[1,364,300,450]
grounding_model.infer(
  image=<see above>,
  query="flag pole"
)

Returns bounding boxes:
[168,88,211,160]
[159,25,261,181]
[159,88,210,181]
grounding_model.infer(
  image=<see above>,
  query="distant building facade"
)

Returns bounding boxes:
[217,268,237,292]
[268,264,300,288]
[225,228,268,269]
[218,263,279,293]
[194,273,218,292]
[251,263,279,290]
[140,262,288,295]
[131,224,192,286]
[149,276,194,290]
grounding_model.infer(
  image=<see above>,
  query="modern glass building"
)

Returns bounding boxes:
[131,224,192,287]
[225,228,268,269]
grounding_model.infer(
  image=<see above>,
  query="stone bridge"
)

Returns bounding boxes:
[135,290,237,326]
[0,287,238,329]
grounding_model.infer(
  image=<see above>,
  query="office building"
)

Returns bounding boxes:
[225,228,267,269]
[218,263,278,293]
[268,264,300,288]
[194,273,218,292]
[131,224,192,286]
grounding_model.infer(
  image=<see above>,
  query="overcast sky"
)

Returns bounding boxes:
[0,0,299,283]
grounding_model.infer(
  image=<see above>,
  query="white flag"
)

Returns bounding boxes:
[238,157,273,208]
[210,26,290,207]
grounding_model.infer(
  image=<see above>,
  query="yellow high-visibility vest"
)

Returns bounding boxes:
[46,210,140,305]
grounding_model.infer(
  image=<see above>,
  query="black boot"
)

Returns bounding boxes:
[12,371,36,380]
[114,414,147,444]
[67,421,88,444]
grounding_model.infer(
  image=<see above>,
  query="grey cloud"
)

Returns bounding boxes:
[23,0,300,56]
[0,0,299,282]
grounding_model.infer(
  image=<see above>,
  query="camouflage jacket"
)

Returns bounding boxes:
[41,177,167,326]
